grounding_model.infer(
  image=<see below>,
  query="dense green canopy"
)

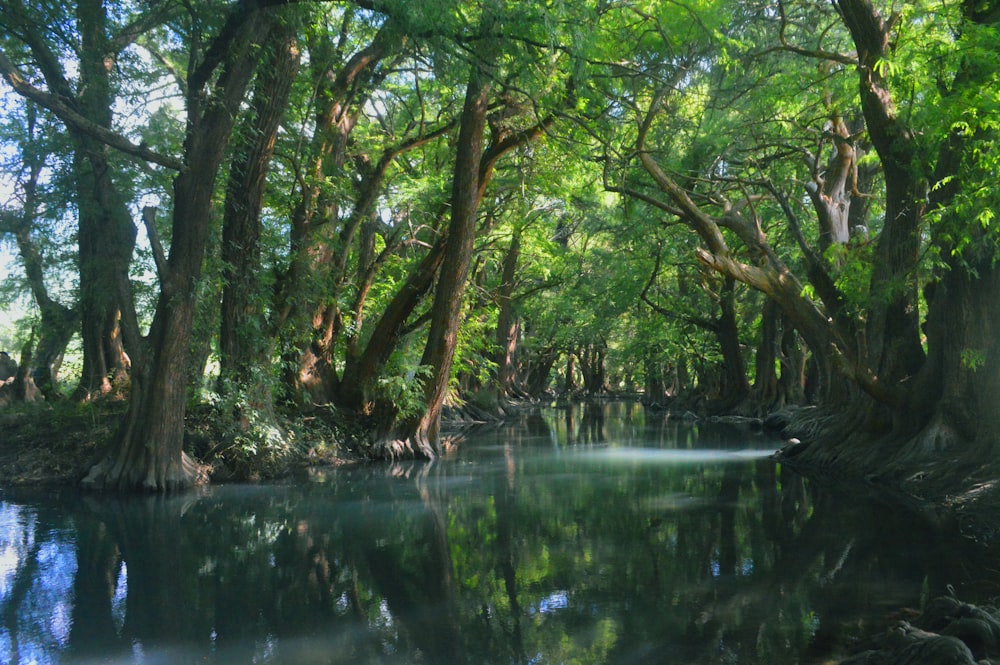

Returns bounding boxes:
[1,0,1000,489]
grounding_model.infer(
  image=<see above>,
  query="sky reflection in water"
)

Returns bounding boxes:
[0,402,991,665]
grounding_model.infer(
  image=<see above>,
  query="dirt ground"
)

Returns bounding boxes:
[0,402,114,487]
[0,401,357,489]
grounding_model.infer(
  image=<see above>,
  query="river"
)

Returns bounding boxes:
[0,402,993,664]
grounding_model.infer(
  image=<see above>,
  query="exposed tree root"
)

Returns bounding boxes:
[81,449,207,493]
[840,591,1000,664]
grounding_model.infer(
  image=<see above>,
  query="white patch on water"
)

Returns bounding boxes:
[577,447,775,464]
[641,493,709,511]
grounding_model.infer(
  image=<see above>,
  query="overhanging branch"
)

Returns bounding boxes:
[0,50,184,170]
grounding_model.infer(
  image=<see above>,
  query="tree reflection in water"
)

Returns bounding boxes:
[0,403,993,665]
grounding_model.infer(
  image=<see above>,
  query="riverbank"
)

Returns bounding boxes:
[0,401,359,488]
[0,402,112,486]
[764,405,1000,551]
[4,399,1000,553]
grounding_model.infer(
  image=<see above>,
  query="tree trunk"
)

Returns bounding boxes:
[219,22,299,420]
[807,110,859,251]
[834,0,926,390]
[563,352,577,394]
[524,345,558,397]
[338,237,447,413]
[73,147,135,402]
[84,7,270,492]
[919,261,1000,454]
[494,231,522,397]
[643,351,667,405]
[380,57,493,458]
[751,298,782,409]
[579,343,608,395]
[276,24,400,406]
[779,319,807,405]
[716,276,750,403]
[1,138,79,398]
[73,0,137,402]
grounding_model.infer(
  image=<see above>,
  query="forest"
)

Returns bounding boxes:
[1,0,1000,498]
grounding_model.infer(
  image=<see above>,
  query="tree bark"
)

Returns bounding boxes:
[779,317,807,405]
[84,6,272,492]
[276,22,401,405]
[494,231,522,397]
[524,345,558,397]
[716,276,750,403]
[3,0,137,401]
[381,56,493,458]
[833,0,926,389]
[71,0,138,401]
[807,111,860,252]
[0,141,79,399]
[219,22,299,411]
[643,350,667,405]
[751,298,782,408]
[579,342,608,395]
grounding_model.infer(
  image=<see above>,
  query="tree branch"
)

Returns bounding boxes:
[142,206,172,292]
[110,0,180,53]
[773,0,858,66]
[0,50,184,170]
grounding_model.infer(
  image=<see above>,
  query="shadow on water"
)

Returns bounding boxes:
[0,401,997,665]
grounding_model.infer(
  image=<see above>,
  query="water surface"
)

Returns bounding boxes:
[0,402,991,664]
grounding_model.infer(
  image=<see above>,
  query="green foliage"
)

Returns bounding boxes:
[960,348,986,371]
[5,0,1000,443]
[826,243,874,319]
[377,362,432,420]
[203,376,302,478]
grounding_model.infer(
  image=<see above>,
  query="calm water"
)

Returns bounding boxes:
[0,402,993,665]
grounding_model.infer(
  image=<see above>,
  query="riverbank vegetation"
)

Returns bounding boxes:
[1,0,1000,512]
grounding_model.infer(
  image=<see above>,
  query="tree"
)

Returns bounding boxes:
[218,17,300,433]
[80,1,286,490]
[0,1,157,401]
[0,104,78,398]
[383,40,495,457]
[825,0,1000,458]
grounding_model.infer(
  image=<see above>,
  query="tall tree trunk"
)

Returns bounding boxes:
[751,298,782,409]
[643,351,667,405]
[276,23,400,405]
[563,352,577,394]
[834,0,925,390]
[84,7,270,492]
[524,345,558,397]
[338,237,447,413]
[893,0,1000,454]
[73,0,136,402]
[73,144,135,401]
[0,126,79,398]
[915,261,1000,455]
[779,318,807,405]
[716,276,750,403]
[219,22,300,421]
[579,343,608,395]
[494,231,522,397]
[381,57,493,458]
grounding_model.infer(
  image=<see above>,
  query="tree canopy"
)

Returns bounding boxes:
[2,0,1000,490]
